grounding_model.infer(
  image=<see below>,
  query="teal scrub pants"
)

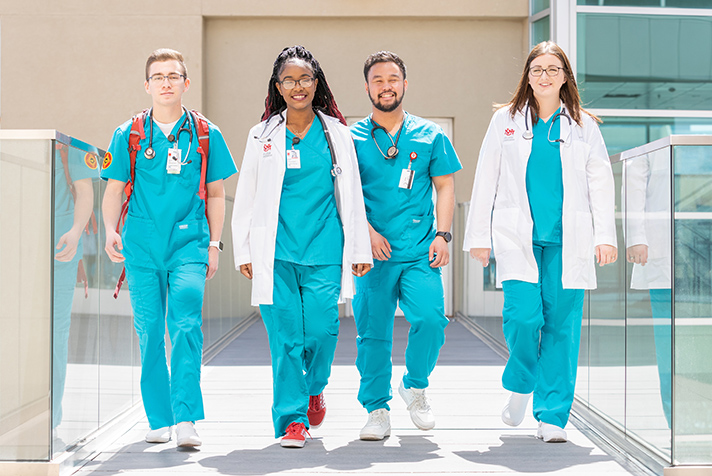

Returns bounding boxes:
[353,258,448,413]
[650,289,672,427]
[259,259,341,438]
[52,212,82,429]
[125,262,206,430]
[501,243,584,429]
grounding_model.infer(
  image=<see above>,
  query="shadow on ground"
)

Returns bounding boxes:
[455,434,615,473]
[198,435,441,474]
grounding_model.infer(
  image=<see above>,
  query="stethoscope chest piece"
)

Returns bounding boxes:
[387,145,399,159]
[522,130,534,140]
[144,147,156,159]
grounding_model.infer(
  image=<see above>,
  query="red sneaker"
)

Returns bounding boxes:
[308,393,327,428]
[281,422,308,448]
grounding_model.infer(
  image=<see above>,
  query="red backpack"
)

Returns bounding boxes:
[113,109,211,298]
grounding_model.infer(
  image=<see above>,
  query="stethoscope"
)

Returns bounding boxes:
[144,107,194,159]
[522,104,572,144]
[254,108,342,177]
[370,115,405,159]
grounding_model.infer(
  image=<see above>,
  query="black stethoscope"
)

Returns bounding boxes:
[370,115,405,159]
[255,108,342,177]
[522,104,572,144]
[144,107,194,159]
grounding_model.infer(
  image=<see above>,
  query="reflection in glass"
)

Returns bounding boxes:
[52,143,99,453]
[623,148,672,455]
[672,145,712,464]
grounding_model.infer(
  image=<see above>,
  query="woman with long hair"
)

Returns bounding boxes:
[232,45,372,448]
[463,41,618,442]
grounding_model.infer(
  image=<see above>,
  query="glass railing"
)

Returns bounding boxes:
[457,135,712,470]
[0,131,254,472]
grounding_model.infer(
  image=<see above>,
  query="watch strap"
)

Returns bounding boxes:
[209,240,223,252]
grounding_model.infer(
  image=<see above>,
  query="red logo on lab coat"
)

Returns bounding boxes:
[263,144,272,153]
[504,128,515,136]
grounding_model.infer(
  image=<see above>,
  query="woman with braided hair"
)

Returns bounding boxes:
[232,45,372,448]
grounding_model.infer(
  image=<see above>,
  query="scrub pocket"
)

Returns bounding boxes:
[123,214,160,268]
[166,217,209,268]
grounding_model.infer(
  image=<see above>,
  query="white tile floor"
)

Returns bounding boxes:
[72,318,642,476]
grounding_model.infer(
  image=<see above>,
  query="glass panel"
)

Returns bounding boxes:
[585,159,626,429]
[578,13,712,110]
[531,16,550,46]
[597,117,712,156]
[578,0,712,6]
[52,142,101,455]
[672,144,712,464]
[623,147,672,458]
[531,0,550,15]
[0,138,52,461]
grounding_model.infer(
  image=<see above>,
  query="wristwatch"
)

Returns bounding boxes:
[435,231,452,243]
[209,240,224,252]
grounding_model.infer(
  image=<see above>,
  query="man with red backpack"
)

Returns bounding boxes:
[101,48,236,448]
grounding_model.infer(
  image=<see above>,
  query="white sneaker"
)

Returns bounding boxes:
[398,380,435,431]
[501,392,531,427]
[145,426,172,443]
[537,421,567,443]
[176,421,202,447]
[359,408,391,440]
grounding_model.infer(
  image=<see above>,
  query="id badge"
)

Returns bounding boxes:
[166,145,182,174]
[399,168,414,189]
[287,149,301,169]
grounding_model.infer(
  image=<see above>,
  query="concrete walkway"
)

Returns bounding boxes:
[74,317,644,476]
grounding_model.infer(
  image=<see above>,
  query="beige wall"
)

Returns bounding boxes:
[0,0,528,202]
[204,16,527,202]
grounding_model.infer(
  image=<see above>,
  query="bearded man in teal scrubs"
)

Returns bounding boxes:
[350,51,462,441]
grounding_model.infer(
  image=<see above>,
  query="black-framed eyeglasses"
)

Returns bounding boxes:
[529,66,564,77]
[148,73,186,83]
[279,77,315,90]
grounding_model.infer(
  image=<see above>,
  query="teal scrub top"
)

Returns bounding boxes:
[276,118,343,265]
[351,113,462,262]
[54,145,99,244]
[526,108,563,244]
[102,111,237,270]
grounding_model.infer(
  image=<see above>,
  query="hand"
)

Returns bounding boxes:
[104,229,125,263]
[470,248,491,267]
[626,244,648,266]
[240,263,253,280]
[429,236,450,268]
[55,229,81,262]
[369,227,391,261]
[596,244,618,266]
[352,263,372,277]
[206,246,219,280]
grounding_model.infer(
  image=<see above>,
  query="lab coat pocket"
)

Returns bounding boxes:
[575,211,594,259]
[250,227,267,276]
[491,208,521,255]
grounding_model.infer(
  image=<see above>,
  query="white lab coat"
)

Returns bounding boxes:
[463,103,617,289]
[232,110,373,306]
[623,152,671,290]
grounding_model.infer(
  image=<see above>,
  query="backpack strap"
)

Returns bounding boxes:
[113,109,149,299]
[189,109,210,212]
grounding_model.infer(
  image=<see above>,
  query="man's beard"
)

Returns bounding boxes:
[369,89,405,113]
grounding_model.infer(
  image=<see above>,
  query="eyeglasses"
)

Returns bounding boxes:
[529,66,564,77]
[279,77,315,90]
[148,73,186,83]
